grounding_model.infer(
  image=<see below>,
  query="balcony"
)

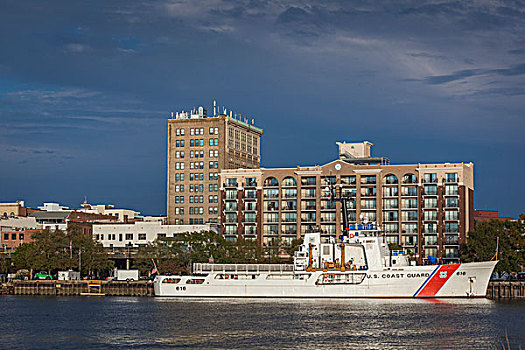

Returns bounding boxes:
[320,217,336,222]
[301,182,316,187]
[361,191,376,197]
[301,217,316,223]
[445,191,459,196]
[244,180,257,188]
[282,218,297,223]
[321,205,336,211]
[282,206,296,211]
[445,236,459,244]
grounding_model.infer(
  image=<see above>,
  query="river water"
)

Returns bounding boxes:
[0,296,523,349]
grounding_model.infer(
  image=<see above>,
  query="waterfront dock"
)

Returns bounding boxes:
[486,281,525,299]
[1,281,524,298]
[3,280,154,297]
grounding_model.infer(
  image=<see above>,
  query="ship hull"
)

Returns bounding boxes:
[154,261,496,298]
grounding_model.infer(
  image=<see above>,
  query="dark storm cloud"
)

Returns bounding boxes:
[0,0,524,215]
[422,63,525,85]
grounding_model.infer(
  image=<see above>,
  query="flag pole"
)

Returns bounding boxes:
[490,237,499,261]
[151,258,160,275]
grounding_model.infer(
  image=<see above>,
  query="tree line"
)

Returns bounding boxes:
[133,231,302,275]
[461,214,525,273]
[3,215,523,277]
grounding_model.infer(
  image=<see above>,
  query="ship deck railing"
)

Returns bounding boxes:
[193,263,295,274]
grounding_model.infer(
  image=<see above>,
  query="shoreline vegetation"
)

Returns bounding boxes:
[1,215,523,280]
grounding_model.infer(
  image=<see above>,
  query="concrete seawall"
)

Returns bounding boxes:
[1,281,524,298]
[486,281,525,299]
[4,280,154,297]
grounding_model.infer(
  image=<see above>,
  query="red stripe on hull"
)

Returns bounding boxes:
[417,264,461,297]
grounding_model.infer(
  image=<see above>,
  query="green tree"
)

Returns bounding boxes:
[461,215,525,273]
[12,227,113,277]
[134,231,268,274]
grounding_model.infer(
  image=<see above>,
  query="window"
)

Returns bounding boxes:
[403,174,417,184]
[301,177,317,186]
[384,211,398,221]
[384,223,399,234]
[424,211,437,221]
[445,185,458,195]
[361,199,376,209]
[446,173,458,183]
[322,176,337,185]
[225,213,237,223]
[384,174,398,184]
[423,173,437,183]
[361,175,376,184]
[138,233,146,240]
[361,187,376,197]
[425,247,438,257]
[226,190,237,199]
[383,187,398,197]
[283,189,297,198]
[445,210,458,221]
[125,233,133,240]
[403,211,418,222]
[446,197,458,208]
[244,213,256,223]
[190,128,195,135]
[402,186,417,196]
[403,198,418,209]
[340,176,356,185]
[225,225,237,235]
[19,233,24,240]
[424,223,437,233]
[424,185,437,195]
[264,177,279,187]
[214,139,218,146]
[445,222,459,233]
[282,212,297,222]
[424,198,437,209]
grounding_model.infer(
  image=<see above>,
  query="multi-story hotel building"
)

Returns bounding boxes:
[219,141,474,263]
[167,104,263,225]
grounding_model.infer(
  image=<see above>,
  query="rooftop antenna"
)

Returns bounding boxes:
[213,100,217,117]
[171,112,174,119]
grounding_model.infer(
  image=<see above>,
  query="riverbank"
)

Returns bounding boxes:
[2,280,154,296]
[2,280,525,299]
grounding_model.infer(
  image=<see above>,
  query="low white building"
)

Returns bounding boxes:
[38,202,71,211]
[79,203,141,223]
[29,211,69,231]
[92,221,217,248]
[0,217,40,230]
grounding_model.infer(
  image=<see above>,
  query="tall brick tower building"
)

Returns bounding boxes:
[167,103,263,225]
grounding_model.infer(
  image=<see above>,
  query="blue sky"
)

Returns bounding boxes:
[0,1,524,217]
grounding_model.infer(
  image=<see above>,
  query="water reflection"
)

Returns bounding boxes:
[0,296,522,349]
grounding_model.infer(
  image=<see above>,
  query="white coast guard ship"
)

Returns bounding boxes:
[154,223,496,298]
